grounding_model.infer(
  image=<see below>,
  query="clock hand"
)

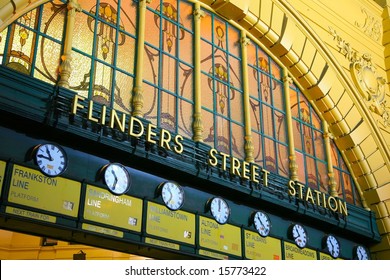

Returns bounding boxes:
[111,170,118,190]
[45,146,53,161]
[37,154,51,160]
[218,199,221,211]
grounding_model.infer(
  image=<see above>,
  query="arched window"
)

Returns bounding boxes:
[0,0,363,207]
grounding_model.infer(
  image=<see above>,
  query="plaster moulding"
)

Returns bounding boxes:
[329,26,390,128]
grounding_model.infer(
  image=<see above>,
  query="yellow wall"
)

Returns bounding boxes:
[0,0,389,259]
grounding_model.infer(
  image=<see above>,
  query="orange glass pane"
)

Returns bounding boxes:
[202,109,214,145]
[178,62,193,101]
[231,122,244,159]
[252,132,263,166]
[145,8,160,48]
[143,82,158,122]
[277,143,289,177]
[116,32,135,73]
[201,73,213,110]
[161,53,177,92]
[179,29,193,65]
[143,45,159,84]
[161,91,177,132]
[178,99,193,138]
[262,104,274,137]
[95,22,116,63]
[92,61,113,105]
[249,97,261,131]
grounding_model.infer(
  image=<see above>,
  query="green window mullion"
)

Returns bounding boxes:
[87,3,101,100]
[29,7,43,77]
[157,5,165,128]
[2,25,13,65]
[109,0,122,108]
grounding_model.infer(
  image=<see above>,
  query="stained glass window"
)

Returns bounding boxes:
[247,41,288,176]
[143,0,194,137]
[200,10,244,159]
[70,0,137,113]
[331,140,362,206]
[290,83,328,192]
[0,0,66,83]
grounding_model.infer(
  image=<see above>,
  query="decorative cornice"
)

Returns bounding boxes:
[355,8,381,41]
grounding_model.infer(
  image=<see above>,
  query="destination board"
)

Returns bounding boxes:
[82,223,124,238]
[244,230,281,260]
[146,201,195,245]
[0,160,6,198]
[319,252,343,260]
[199,216,242,257]
[8,164,81,217]
[284,241,317,260]
[6,206,57,223]
[84,185,143,232]
[145,237,180,251]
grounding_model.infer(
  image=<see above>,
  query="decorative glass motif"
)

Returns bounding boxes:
[143,0,194,137]
[291,84,328,191]
[247,41,288,176]
[71,0,137,113]
[201,11,244,159]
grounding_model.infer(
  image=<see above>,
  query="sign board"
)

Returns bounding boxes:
[319,252,343,260]
[284,241,317,260]
[6,206,57,223]
[83,185,143,232]
[82,223,124,238]
[0,160,6,198]
[8,164,81,217]
[244,230,282,260]
[146,201,195,245]
[199,216,242,257]
[145,237,180,251]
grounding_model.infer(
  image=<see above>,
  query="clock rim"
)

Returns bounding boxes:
[159,181,185,211]
[252,211,271,237]
[324,234,341,258]
[103,162,131,195]
[208,197,230,225]
[34,143,68,177]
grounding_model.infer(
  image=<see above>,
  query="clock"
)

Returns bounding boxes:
[290,223,308,248]
[208,197,230,224]
[252,211,271,237]
[34,143,67,177]
[354,245,369,260]
[324,235,341,258]
[103,163,131,195]
[158,181,185,211]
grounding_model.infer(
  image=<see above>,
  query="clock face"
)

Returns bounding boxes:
[291,224,308,248]
[355,245,369,260]
[253,211,271,237]
[209,197,230,224]
[104,163,131,195]
[35,143,67,177]
[325,235,340,258]
[159,181,184,211]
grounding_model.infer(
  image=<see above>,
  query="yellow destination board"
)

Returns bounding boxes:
[145,237,180,251]
[8,165,81,217]
[284,241,317,260]
[84,185,143,232]
[244,230,282,260]
[0,160,6,198]
[82,223,124,238]
[319,252,343,260]
[199,216,242,257]
[146,201,195,245]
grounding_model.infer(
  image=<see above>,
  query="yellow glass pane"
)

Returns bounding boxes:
[0,28,8,63]
[92,61,113,105]
[34,37,61,84]
[142,82,158,122]
[40,1,66,41]
[73,11,94,55]
[95,22,116,63]
[178,62,193,101]
[7,24,35,74]
[161,91,176,132]
[179,29,193,65]
[178,99,193,138]
[69,51,91,98]
[113,71,133,113]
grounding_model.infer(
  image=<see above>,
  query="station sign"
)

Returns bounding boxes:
[146,201,195,245]
[8,164,81,217]
[199,216,242,257]
[83,185,143,232]
[244,230,281,260]
[284,241,317,260]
